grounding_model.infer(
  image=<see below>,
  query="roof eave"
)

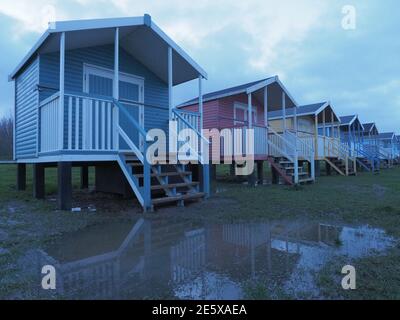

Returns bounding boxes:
[9,15,207,81]
[9,30,51,81]
[246,77,277,94]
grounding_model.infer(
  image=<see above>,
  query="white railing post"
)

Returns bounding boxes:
[264,86,268,156]
[199,75,204,163]
[282,92,286,132]
[114,27,119,151]
[113,105,119,150]
[168,46,173,120]
[58,32,65,150]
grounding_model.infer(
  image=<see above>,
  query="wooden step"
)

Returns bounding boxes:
[127,162,143,167]
[151,182,199,190]
[298,178,314,184]
[134,171,192,178]
[152,192,205,205]
[288,172,309,177]
[284,167,305,173]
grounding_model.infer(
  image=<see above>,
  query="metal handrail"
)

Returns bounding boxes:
[113,99,148,141]
[172,109,209,145]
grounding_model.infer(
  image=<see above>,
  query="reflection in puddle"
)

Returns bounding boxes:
[31,219,394,299]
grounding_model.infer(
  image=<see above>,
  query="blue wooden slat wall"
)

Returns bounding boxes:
[15,56,39,159]
[39,44,169,150]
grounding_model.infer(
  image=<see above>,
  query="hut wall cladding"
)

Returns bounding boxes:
[181,99,220,130]
[15,56,39,159]
[218,93,264,128]
[182,93,265,161]
[182,93,265,131]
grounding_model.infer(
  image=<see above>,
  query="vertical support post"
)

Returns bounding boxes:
[143,152,152,211]
[294,149,299,184]
[264,86,269,155]
[198,75,209,196]
[294,105,301,182]
[33,164,45,199]
[229,163,235,178]
[314,160,320,177]
[168,46,173,119]
[17,163,26,191]
[58,32,65,150]
[199,76,203,134]
[310,155,315,180]
[81,165,89,189]
[349,124,352,149]
[322,110,326,155]
[257,161,264,185]
[113,27,119,151]
[248,93,252,129]
[211,164,217,180]
[114,28,119,100]
[330,111,334,138]
[247,93,256,186]
[58,162,72,211]
[314,115,318,159]
[282,92,286,132]
[326,161,332,176]
[271,165,279,184]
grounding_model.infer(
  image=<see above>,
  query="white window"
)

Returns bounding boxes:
[233,102,257,126]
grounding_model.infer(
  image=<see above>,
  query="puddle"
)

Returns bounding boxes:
[23,219,395,299]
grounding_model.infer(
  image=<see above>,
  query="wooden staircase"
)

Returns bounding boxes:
[113,101,209,212]
[120,153,205,209]
[268,156,314,185]
[356,157,375,172]
[324,157,356,176]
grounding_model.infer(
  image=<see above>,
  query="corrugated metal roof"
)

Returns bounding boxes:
[178,77,275,107]
[378,132,395,140]
[339,115,356,125]
[9,15,207,84]
[362,123,375,132]
[268,102,326,118]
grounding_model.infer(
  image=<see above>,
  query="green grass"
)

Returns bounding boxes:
[210,166,400,236]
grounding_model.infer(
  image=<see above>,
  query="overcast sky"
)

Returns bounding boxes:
[0,0,399,132]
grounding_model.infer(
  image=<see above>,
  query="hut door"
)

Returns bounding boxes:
[118,75,144,152]
[83,65,144,152]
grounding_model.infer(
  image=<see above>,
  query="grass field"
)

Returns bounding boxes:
[0,163,400,299]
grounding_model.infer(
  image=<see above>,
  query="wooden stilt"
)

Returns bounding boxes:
[33,164,45,199]
[81,165,89,189]
[271,165,279,184]
[17,163,26,191]
[257,161,264,185]
[58,162,72,211]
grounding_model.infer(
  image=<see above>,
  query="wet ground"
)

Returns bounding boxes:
[17,218,395,300]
